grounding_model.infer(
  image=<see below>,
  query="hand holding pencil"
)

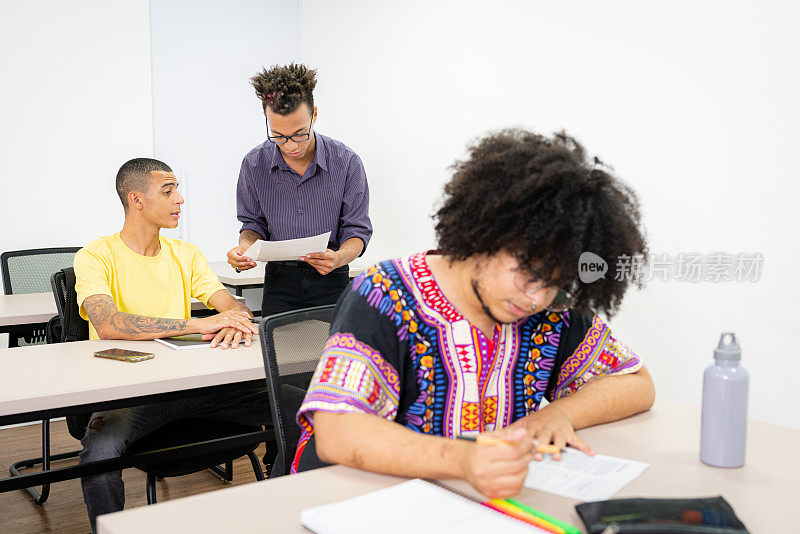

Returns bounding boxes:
[460,427,535,500]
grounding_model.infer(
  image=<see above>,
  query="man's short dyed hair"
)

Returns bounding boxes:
[250,63,317,115]
[434,129,648,317]
[115,158,172,209]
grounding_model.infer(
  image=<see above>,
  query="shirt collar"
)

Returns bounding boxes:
[268,141,286,171]
[313,133,328,172]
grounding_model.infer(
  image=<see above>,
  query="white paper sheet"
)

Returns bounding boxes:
[243,231,330,262]
[301,479,551,534]
[524,448,650,501]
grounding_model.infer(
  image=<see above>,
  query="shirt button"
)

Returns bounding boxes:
[299,210,304,215]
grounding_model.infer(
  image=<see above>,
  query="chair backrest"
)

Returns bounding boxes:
[1,247,81,295]
[51,267,91,439]
[51,267,89,343]
[260,305,335,477]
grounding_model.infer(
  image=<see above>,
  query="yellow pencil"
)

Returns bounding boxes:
[461,435,564,455]
[534,444,563,455]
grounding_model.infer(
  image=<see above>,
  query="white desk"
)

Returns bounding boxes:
[0,339,269,423]
[0,292,58,328]
[209,261,366,296]
[0,338,280,499]
[97,398,800,533]
[0,293,246,329]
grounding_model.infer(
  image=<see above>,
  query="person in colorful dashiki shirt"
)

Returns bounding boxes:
[292,129,655,499]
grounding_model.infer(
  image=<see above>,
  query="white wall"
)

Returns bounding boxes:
[0,0,153,252]
[299,0,800,428]
[149,0,299,260]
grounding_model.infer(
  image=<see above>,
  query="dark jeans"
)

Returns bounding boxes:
[261,261,350,316]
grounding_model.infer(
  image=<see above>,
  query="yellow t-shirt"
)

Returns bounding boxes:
[74,233,226,339]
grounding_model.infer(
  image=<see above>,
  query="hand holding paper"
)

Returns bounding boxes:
[227,245,256,271]
[302,249,342,275]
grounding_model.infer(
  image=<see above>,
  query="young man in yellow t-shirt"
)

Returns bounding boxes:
[74,158,264,533]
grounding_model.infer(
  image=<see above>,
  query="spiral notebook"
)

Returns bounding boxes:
[300,479,552,534]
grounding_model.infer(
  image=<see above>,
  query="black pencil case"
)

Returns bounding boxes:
[575,496,749,534]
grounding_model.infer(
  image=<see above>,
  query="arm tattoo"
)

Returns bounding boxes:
[83,295,116,325]
[109,314,188,335]
[83,294,188,339]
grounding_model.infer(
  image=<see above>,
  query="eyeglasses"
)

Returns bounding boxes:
[513,271,574,313]
[266,116,313,145]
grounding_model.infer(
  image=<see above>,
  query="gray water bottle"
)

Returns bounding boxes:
[700,332,749,467]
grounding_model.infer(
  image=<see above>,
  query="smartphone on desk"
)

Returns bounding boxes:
[93,348,155,363]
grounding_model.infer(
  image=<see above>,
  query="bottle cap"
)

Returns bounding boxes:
[714,332,741,361]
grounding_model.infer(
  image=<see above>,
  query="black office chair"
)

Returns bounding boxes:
[1,247,81,346]
[10,267,266,506]
[259,305,335,477]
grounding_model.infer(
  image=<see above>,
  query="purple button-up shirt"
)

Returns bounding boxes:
[236,132,372,252]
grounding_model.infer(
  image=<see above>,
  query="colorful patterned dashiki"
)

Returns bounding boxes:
[292,252,642,473]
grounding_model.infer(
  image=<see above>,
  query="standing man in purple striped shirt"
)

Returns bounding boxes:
[227,64,372,316]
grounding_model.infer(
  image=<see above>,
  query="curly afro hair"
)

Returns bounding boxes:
[434,129,647,317]
[250,63,317,115]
